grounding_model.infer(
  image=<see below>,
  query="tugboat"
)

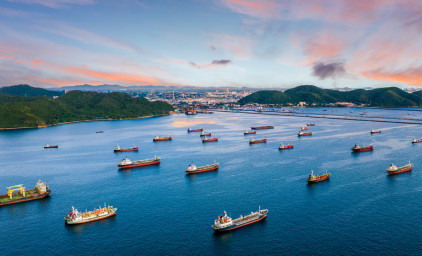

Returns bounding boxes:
[44,144,58,148]
[300,126,308,130]
[64,204,117,225]
[370,128,381,134]
[386,162,413,175]
[306,170,331,183]
[188,128,203,133]
[200,131,212,137]
[244,130,256,135]
[249,138,267,144]
[211,206,268,232]
[298,130,312,136]
[118,156,160,169]
[278,143,293,150]
[202,136,218,143]
[307,123,315,126]
[351,144,373,152]
[185,162,219,174]
[153,136,172,141]
[114,145,139,152]
[251,126,274,130]
[0,180,51,206]
[412,137,422,143]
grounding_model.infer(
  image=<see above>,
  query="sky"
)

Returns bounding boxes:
[0,0,422,89]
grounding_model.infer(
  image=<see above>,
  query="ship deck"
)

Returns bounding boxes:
[0,189,39,203]
[232,212,262,225]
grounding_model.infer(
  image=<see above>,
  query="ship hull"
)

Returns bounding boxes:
[213,214,267,232]
[352,146,373,152]
[118,160,160,169]
[65,212,116,225]
[298,133,312,136]
[200,134,211,137]
[412,140,422,144]
[244,132,256,135]
[0,189,51,206]
[203,139,218,143]
[307,175,330,183]
[387,166,413,175]
[251,126,273,130]
[114,147,138,152]
[153,138,172,141]
[44,146,58,148]
[188,129,203,133]
[279,146,293,150]
[186,165,218,174]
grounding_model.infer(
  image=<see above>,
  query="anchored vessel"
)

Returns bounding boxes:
[307,123,315,126]
[307,170,331,183]
[64,204,117,225]
[44,144,58,148]
[153,136,172,141]
[0,180,50,206]
[351,144,373,152]
[96,131,104,133]
[203,136,218,143]
[244,130,256,135]
[279,143,293,150]
[188,128,203,133]
[185,162,219,174]
[298,130,312,136]
[412,138,422,143]
[118,156,160,169]
[114,145,139,152]
[200,131,212,137]
[301,126,308,130]
[371,128,381,134]
[249,138,267,144]
[386,162,413,175]
[251,126,274,130]
[212,207,268,232]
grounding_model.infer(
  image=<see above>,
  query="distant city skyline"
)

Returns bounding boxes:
[0,0,421,89]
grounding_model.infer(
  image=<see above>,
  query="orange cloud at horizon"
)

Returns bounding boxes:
[362,67,422,86]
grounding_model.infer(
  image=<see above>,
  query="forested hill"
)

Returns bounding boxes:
[0,90,174,129]
[238,85,422,107]
[0,84,64,97]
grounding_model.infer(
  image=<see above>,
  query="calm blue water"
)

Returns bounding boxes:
[1,110,422,255]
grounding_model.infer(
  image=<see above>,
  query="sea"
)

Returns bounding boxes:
[1,108,422,256]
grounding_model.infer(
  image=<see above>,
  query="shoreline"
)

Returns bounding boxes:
[0,114,170,131]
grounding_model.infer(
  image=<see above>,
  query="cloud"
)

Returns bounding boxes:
[312,62,346,80]
[219,0,282,19]
[190,59,232,69]
[30,59,43,65]
[207,33,254,58]
[362,66,422,86]
[171,118,218,127]
[7,0,94,8]
[212,60,231,65]
[211,46,217,51]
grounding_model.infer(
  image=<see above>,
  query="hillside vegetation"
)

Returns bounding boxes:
[0,84,64,97]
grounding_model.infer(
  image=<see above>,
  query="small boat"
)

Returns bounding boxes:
[386,162,413,175]
[351,144,373,152]
[0,180,51,207]
[301,126,308,130]
[185,162,219,174]
[64,204,117,225]
[306,170,331,183]
[185,109,197,115]
[118,156,160,169]
[279,143,293,150]
[200,131,211,137]
[412,138,422,143]
[360,111,367,115]
[370,128,381,134]
[44,144,58,148]
[298,131,312,136]
[251,126,274,130]
[96,131,104,133]
[188,128,203,133]
[211,206,268,232]
[203,136,218,143]
[244,130,256,135]
[249,138,267,144]
[153,136,172,141]
[114,145,139,152]
[307,123,315,126]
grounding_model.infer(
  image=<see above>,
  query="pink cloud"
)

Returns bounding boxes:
[362,66,422,86]
[30,59,43,65]
[7,0,94,8]
[220,0,283,19]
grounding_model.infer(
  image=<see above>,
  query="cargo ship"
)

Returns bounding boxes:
[153,136,172,141]
[44,144,58,148]
[307,123,315,126]
[244,130,256,135]
[0,180,50,206]
[306,170,331,183]
[298,130,312,136]
[351,144,373,152]
[114,145,139,152]
[279,143,293,150]
[249,138,267,144]
[185,162,219,174]
[118,156,160,169]
[371,128,381,134]
[212,206,268,232]
[251,126,274,130]
[64,204,117,225]
[203,136,218,143]
[96,131,104,133]
[188,128,203,133]
[386,162,413,175]
[200,131,212,137]
[300,126,308,130]
[412,138,422,143]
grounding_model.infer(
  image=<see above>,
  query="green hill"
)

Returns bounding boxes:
[0,90,174,129]
[238,85,421,107]
[0,84,64,97]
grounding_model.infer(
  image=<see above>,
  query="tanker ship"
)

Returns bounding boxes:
[251,126,274,130]
[249,138,267,144]
[351,144,373,152]
[114,145,139,152]
[306,170,331,183]
[185,162,219,174]
[279,143,293,150]
[370,128,381,134]
[118,156,160,169]
[153,136,172,141]
[298,130,312,136]
[212,207,268,232]
[64,204,117,225]
[244,130,256,135]
[0,180,50,206]
[386,162,413,175]
[188,128,203,133]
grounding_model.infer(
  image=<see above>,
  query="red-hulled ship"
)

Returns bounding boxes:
[306,170,331,183]
[370,128,381,134]
[249,138,267,144]
[185,162,219,174]
[279,143,293,150]
[117,156,160,169]
[351,144,373,152]
[301,126,308,130]
[114,145,139,152]
[203,136,218,143]
[386,162,413,175]
[307,123,315,126]
[298,130,312,136]
[251,126,274,130]
[188,128,203,133]
[212,207,268,232]
[153,136,172,141]
[244,130,256,135]
[412,138,422,143]
[200,131,211,137]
